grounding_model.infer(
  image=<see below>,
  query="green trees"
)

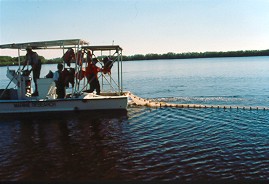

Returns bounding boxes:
[0,55,46,66]
[123,49,269,61]
[0,49,268,66]
[0,56,17,65]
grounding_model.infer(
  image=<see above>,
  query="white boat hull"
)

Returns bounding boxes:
[0,39,129,115]
[0,95,128,114]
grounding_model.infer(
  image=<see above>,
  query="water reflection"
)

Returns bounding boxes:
[0,110,128,181]
[1,107,269,181]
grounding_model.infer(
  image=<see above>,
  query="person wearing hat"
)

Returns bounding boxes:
[24,46,42,96]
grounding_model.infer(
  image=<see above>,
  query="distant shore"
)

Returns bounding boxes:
[122,49,269,61]
[0,49,268,66]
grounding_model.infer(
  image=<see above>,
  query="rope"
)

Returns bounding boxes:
[123,92,269,111]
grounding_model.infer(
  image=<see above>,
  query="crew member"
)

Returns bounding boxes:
[24,46,41,96]
[85,58,101,95]
[53,63,65,98]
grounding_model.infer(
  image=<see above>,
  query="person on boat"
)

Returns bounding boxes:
[85,58,101,95]
[53,63,66,99]
[23,46,42,96]
[102,56,113,74]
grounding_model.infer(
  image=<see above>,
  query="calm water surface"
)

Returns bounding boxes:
[0,56,269,181]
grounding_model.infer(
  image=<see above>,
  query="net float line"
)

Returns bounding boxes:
[123,92,269,111]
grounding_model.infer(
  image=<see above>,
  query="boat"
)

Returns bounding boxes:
[0,39,128,114]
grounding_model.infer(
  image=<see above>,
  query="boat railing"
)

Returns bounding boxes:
[0,40,124,99]
[74,45,124,96]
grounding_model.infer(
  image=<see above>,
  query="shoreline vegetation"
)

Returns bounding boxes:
[0,49,268,66]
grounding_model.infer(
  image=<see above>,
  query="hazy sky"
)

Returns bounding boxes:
[1,0,269,58]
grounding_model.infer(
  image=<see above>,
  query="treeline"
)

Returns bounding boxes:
[0,55,46,66]
[0,49,268,66]
[122,49,269,61]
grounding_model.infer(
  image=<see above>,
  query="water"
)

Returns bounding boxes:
[0,56,269,181]
[123,56,269,107]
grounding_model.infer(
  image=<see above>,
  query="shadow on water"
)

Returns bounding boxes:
[0,110,129,181]
[1,109,128,121]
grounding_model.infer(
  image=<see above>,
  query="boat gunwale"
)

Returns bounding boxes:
[0,108,128,116]
[0,95,128,103]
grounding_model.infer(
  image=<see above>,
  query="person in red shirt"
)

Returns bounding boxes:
[85,58,101,95]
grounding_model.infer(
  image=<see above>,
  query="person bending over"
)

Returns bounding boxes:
[85,58,101,95]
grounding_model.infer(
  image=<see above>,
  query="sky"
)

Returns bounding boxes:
[0,0,269,59]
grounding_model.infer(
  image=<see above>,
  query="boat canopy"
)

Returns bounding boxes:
[81,45,122,52]
[0,39,124,95]
[0,39,89,50]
